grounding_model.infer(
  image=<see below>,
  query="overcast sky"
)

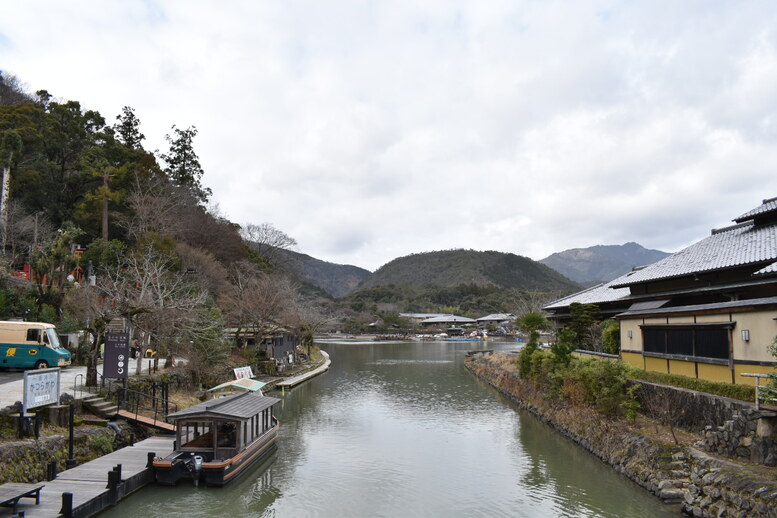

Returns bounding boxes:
[2,1,777,271]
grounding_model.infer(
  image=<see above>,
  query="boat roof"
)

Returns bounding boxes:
[207,378,267,393]
[167,392,279,422]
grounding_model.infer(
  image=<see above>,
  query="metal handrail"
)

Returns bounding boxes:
[112,386,178,424]
[740,373,777,410]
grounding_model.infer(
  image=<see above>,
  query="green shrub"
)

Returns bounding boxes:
[91,434,114,455]
[624,367,756,402]
[515,349,640,418]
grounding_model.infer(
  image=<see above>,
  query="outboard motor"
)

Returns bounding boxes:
[192,455,203,487]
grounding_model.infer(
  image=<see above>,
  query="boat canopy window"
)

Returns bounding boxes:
[180,421,213,449]
[217,422,237,448]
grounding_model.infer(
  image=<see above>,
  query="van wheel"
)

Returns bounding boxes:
[35,360,49,369]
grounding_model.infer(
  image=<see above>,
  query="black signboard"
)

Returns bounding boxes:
[104,333,130,379]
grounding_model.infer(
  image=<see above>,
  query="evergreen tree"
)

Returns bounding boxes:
[161,125,211,204]
[114,106,145,150]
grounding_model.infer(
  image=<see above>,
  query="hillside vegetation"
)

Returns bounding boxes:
[274,248,371,298]
[359,249,579,292]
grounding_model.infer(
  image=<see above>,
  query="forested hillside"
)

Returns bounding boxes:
[0,72,323,386]
[273,248,371,298]
[359,249,579,292]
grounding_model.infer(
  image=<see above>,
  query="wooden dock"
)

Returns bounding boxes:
[116,410,175,433]
[276,350,331,389]
[0,435,174,518]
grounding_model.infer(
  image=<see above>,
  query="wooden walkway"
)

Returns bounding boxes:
[116,410,176,433]
[0,435,174,518]
[277,350,331,389]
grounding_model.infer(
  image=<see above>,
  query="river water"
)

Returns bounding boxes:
[104,339,680,517]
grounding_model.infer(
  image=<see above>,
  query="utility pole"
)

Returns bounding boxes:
[102,171,111,240]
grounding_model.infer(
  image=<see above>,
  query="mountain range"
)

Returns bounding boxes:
[539,242,670,285]
[280,243,669,299]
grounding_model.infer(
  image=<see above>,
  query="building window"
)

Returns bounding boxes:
[641,325,730,361]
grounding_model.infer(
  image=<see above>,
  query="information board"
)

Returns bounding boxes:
[104,332,130,379]
[234,366,254,379]
[23,367,60,412]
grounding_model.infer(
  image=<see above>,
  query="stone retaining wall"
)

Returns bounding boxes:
[635,380,777,466]
[0,428,115,483]
[465,352,777,518]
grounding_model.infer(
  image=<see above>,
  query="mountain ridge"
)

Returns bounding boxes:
[357,249,579,293]
[539,242,670,284]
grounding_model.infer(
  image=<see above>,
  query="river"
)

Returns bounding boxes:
[103,339,680,517]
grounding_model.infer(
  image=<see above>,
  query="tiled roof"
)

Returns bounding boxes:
[734,197,777,222]
[611,221,777,288]
[477,313,516,321]
[421,315,477,323]
[754,261,777,277]
[167,392,279,421]
[544,277,631,309]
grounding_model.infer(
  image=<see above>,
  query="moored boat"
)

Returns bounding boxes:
[153,391,279,487]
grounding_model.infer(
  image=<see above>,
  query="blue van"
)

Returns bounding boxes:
[0,321,72,369]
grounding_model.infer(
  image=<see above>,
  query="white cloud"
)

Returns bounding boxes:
[2,1,777,271]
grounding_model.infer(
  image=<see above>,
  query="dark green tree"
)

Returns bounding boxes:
[517,311,550,377]
[113,106,145,150]
[161,125,211,204]
[568,302,601,351]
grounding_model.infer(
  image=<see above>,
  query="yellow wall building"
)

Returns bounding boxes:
[545,197,777,386]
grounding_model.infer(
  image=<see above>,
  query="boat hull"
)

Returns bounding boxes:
[154,422,278,487]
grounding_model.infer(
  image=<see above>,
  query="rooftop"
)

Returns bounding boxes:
[611,219,777,288]
[167,391,279,421]
[544,277,632,309]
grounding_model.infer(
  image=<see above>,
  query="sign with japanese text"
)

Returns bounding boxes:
[234,366,254,380]
[104,333,130,379]
[23,367,60,412]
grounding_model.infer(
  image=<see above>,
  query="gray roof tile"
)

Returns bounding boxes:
[544,277,631,309]
[754,260,777,277]
[167,392,280,421]
[611,221,777,288]
[734,197,777,222]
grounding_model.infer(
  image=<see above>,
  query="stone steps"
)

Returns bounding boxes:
[82,395,118,418]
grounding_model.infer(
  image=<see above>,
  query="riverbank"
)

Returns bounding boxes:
[464,351,777,518]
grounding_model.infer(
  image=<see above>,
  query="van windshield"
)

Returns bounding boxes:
[46,328,63,349]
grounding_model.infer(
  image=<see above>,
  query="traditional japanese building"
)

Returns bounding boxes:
[544,197,777,385]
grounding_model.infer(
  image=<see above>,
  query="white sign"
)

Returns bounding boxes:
[23,368,60,412]
[233,366,254,380]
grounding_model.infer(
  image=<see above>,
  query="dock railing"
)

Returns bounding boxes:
[740,373,777,411]
[112,385,178,424]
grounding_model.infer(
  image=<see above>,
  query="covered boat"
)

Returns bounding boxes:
[153,391,279,486]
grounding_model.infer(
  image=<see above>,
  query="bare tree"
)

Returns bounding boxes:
[511,291,559,317]
[175,242,229,299]
[241,222,297,267]
[99,243,208,373]
[284,300,333,359]
[639,383,688,445]
[219,264,300,350]
[6,202,54,266]
[121,173,187,240]
[62,285,117,385]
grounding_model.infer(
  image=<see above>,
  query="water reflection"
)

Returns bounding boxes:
[104,340,679,518]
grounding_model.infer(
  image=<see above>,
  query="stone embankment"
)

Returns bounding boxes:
[465,351,777,518]
[0,427,116,484]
